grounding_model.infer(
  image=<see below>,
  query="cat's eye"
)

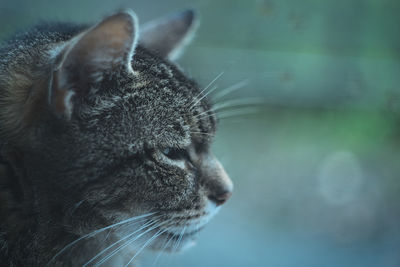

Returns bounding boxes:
[162,147,187,161]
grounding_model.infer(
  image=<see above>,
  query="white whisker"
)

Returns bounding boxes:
[151,230,174,267]
[172,225,187,253]
[95,219,172,266]
[102,229,112,242]
[192,113,216,121]
[82,217,160,267]
[124,228,170,267]
[212,79,249,103]
[213,97,270,111]
[189,85,218,110]
[218,107,262,120]
[193,108,214,119]
[196,107,263,121]
[188,72,224,110]
[45,212,157,266]
[195,96,266,121]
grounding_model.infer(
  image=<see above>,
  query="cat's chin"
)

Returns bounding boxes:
[149,230,199,253]
[148,201,221,253]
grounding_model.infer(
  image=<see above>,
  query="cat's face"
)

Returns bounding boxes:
[16,10,232,255]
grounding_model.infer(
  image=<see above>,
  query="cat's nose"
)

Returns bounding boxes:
[208,190,232,206]
[202,156,233,206]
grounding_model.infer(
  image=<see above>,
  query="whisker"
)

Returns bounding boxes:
[151,229,174,267]
[177,227,186,251]
[192,112,216,121]
[124,228,170,267]
[212,79,249,103]
[195,96,266,120]
[195,106,263,121]
[188,72,224,110]
[160,230,180,267]
[102,229,112,243]
[213,97,270,112]
[95,219,172,266]
[193,108,214,119]
[82,217,160,267]
[94,220,161,267]
[189,85,218,110]
[172,226,187,253]
[45,212,157,266]
[218,107,263,120]
[70,199,85,215]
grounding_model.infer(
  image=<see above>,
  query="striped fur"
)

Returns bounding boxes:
[0,9,232,266]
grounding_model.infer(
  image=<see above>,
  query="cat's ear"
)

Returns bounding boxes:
[140,9,198,61]
[50,10,139,118]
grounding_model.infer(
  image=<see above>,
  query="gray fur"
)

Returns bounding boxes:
[0,9,232,266]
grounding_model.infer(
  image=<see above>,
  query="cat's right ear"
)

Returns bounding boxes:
[50,10,139,118]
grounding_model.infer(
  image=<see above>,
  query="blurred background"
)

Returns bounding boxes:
[1,0,400,266]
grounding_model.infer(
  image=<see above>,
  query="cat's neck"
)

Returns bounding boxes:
[0,160,60,265]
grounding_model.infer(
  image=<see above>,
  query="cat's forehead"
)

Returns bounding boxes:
[79,50,216,149]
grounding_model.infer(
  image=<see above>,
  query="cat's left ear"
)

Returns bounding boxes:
[50,10,139,118]
[140,9,198,61]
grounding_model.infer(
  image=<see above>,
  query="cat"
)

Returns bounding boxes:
[0,9,233,266]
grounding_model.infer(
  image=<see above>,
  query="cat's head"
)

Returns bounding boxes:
[0,9,233,256]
